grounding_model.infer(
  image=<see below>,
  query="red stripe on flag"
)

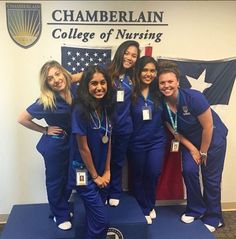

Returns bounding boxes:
[144,45,153,56]
[157,135,184,200]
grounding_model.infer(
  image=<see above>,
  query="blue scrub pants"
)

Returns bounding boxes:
[77,181,109,239]
[182,140,226,227]
[37,136,71,225]
[109,134,131,199]
[129,147,165,215]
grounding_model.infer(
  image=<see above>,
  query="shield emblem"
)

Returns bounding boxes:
[6,3,41,48]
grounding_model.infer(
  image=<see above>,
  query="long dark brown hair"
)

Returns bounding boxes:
[132,56,161,108]
[76,65,115,120]
[107,40,141,86]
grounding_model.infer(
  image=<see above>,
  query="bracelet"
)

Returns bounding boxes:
[200,151,207,160]
[200,151,207,157]
[200,151,207,166]
[91,174,98,180]
[44,126,48,135]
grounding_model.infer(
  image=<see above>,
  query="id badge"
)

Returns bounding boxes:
[76,169,88,186]
[142,106,152,120]
[117,90,124,102]
[170,139,179,152]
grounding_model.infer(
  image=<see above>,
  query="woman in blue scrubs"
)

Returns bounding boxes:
[18,60,74,230]
[157,60,227,232]
[68,65,114,239]
[107,40,141,206]
[128,56,167,224]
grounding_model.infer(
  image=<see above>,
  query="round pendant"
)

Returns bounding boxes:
[102,135,109,144]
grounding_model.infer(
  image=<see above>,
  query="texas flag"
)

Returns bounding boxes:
[156,57,236,200]
[167,57,236,105]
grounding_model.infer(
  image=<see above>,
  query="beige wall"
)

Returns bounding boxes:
[0,1,236,214]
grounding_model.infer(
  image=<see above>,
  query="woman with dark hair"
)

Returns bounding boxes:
[157,60,227,232]
[128,56,167,224]
[18,60,74,230]
[68,65,114,239]
[107,40,141,206]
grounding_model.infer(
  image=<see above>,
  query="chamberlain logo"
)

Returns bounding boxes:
[106,227,124,239]
[6,3,41,48]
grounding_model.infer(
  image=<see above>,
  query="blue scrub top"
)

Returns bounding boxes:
[27,84,78,153]
[27,83,78,134]
[27,95,72,134]
[69,104,112,187]
[112,74,133,135]
[162,88,228,149]
[129,94,167,151]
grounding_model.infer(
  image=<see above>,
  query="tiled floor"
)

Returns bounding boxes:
[0,211,236,238]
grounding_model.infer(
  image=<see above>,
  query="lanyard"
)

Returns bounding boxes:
[141,94,153,107]
[165,95,179,134]
[114,74,132,90]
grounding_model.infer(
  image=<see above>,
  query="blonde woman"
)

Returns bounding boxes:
[18,60,76,230]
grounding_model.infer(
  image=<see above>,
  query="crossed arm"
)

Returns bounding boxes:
[76,134,111,188]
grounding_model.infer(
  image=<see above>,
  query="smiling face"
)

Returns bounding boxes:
[88,72,107,99]
[122,45,138,69]
[140,62,157,87]
[158,72,179,98]
[46,67,66,92]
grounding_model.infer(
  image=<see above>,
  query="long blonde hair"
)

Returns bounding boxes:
[38,60,72,110]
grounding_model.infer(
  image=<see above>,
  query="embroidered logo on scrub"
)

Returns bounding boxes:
[182,106,191,115]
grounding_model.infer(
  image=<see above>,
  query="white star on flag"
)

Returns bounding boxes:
[157,57,236,105]
[186,69,212,92]
[61,46,112,73]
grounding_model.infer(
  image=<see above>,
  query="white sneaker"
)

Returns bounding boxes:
[204,224,215,232]
[149,209,156,219]
[145,215,152,225]
[58,221,72,230]
[204,222,223,232]
[53,217,72,230]
[181,214,195,223]
[109,199,120,206]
